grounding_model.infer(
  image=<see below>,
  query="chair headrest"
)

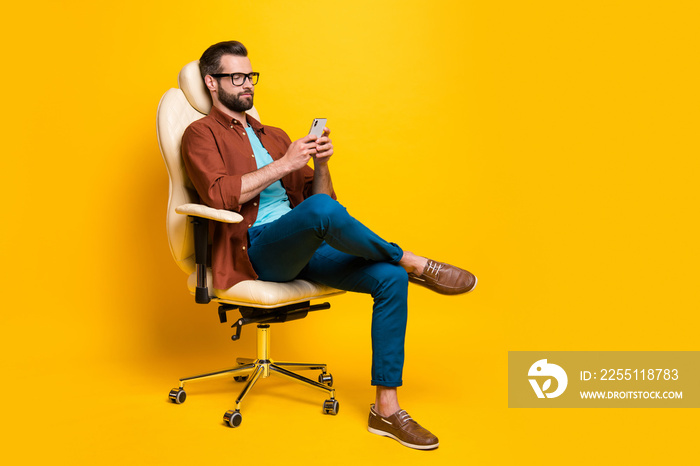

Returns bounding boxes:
[178,60,212,115]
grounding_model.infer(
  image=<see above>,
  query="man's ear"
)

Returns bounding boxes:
[204,75,218,92]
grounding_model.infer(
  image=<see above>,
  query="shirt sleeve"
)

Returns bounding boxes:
[182,123,243,212]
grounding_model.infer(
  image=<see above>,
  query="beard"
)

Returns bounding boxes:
[218,86,254,113]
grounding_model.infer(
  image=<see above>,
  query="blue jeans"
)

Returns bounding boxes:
[247,194,408,387]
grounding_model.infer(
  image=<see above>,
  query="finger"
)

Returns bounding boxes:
[299,134,317,144]
[300,140,320,153]
[322,127,331,137]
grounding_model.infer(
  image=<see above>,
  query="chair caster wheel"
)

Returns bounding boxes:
[318,373,333,387]
[234,376,249,382]
[323,399,339,415]
[224,409,243,427]
[169,388,186,404]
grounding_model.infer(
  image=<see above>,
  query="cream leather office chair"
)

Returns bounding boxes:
[157,61,344,427]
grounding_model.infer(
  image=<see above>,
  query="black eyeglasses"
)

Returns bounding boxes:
[210,72,260,86]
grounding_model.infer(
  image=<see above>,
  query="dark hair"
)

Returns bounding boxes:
[199,41,248,80]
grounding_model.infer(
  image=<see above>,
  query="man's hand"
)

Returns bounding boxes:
[312,127,334,166]
[239,134,316,204]
[240,130,334,203]
[281,135,319,171]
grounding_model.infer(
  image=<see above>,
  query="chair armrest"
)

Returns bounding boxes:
[175,203,243,223]
[175,203,243,305]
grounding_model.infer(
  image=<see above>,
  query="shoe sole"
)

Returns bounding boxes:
[367,426,439,450]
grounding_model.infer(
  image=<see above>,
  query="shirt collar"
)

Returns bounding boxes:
[209,105,265,134]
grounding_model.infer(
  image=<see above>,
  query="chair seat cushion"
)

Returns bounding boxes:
[187,270,343,308]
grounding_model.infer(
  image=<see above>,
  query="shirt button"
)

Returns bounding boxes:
[242,246,246,251]
[253,202,258,206]
[251,154,255,158]
[248,224,252,228]
[242,133,247,136]
[230,125,234,128]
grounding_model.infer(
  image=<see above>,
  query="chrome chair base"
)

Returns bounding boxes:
[169,323,339,427]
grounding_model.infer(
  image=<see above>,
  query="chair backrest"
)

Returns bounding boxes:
[156,60,260,274]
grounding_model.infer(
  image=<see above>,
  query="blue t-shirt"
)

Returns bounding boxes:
[246,126,292,226]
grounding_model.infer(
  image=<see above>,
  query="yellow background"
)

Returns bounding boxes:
[1,0,698,464]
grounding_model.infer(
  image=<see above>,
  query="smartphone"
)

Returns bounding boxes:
[308,118,327,138]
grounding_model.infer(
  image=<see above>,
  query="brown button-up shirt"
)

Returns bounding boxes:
[182,105,328,290]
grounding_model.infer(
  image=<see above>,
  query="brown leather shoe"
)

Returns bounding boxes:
[367,404,439,450]
[408,259,477,295]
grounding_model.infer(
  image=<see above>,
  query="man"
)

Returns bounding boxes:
[182,40,477,450]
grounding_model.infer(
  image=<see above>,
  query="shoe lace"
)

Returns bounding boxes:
[397,410,414,424]
[425,261,442,277]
